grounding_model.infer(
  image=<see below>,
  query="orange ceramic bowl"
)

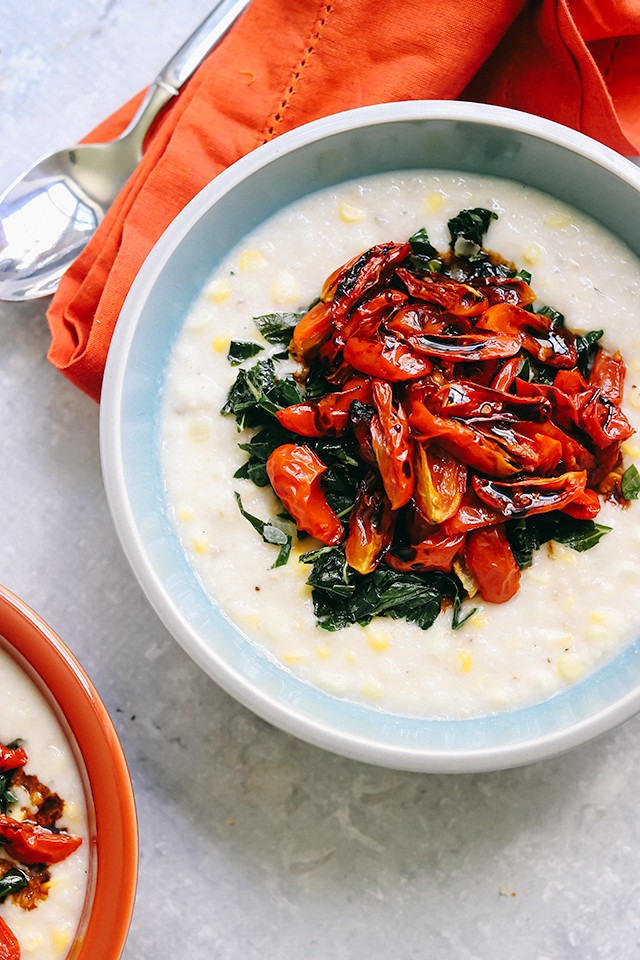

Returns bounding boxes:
[0,584,138,960]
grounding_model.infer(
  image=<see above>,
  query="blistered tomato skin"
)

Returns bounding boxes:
[0,917,19,960]
[0,813,82,865]
[465,525,520,604]
[266,444,344,545]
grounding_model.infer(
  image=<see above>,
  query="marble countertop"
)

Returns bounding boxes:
[3,3,640,958]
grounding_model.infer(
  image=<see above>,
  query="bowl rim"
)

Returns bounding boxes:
[100,99,640,773]
[0,583,138,958]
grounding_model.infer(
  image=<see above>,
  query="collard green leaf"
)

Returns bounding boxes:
[0,770,16,815]
[506,512,611,569]
[537,304,565,327]
[234,492,292,567]
[253,312,303,345]
[407,227,441,272]
[0,868,28,902]
[221,359,301,429]
[299,548,462,632]
[575,329,604,378]
[448,208,498,253]
[227,340,264,365]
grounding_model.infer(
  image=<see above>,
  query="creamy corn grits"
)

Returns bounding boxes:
[161,171,640,719]
[0,643,89,958]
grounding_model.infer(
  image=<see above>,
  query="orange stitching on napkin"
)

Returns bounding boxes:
[263,2,334,141]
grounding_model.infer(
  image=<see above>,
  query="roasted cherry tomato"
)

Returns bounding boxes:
[0,916,19,960]
[325,242,411,326]
[440,488,504,535]
[476,276,537,307]
[370,380,415,510]
[343,335,432,381]
[403,331,522,362]
[385,302,468,339]
[386,530,465,573]
[471,471,588,520]
[589,348,626,405]
[340,289,408,343]
[0,742,27,773]
[345,471,395,574]
[561,487,601,520]
[580,393,634,448]
[266,444,344,545]
[0,813,82,865]
[348,400,377,466]
[464,525,520,603]
[477,302,578,368]
[291,300,333,363]
[427,379,551,423]
[490,356,522,392]
[413,443,467,524]
[396,268,488,316]
[276,378,372,437]
[407,398,523,477]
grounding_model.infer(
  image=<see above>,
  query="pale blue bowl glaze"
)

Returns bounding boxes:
[100,101,640,772]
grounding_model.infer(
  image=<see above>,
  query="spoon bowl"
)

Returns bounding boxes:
[0,0,251,302]
[0,139,139,300]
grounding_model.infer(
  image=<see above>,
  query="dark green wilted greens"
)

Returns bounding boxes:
[300,545,470,632]
[0,868,28,902]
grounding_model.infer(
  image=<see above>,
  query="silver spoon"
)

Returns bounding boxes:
[0,0,251,302]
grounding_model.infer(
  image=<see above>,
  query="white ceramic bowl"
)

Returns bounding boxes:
[100,100,640,773]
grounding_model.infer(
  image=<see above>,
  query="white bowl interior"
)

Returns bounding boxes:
[100,101,640,772]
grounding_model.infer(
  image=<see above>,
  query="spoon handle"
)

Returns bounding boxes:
[120,0,252,148]
[157,0,252,90]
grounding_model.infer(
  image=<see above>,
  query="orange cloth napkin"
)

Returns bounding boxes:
[46,0,640,402]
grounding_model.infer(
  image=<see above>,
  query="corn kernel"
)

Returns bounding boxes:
[540,629,573,648]
[185,311,212,334]
[191,537,209,554]
[361,677,384,700]
[207,279,230,302]
[212,334,231,353]
[63,800,80,825]
[189,416,211,443]
[367,629,390,652]
[282,652,306,664]
[270,269,299,304]
[178,506,194,523]
[458,649,473,672]
[557,652,586,682]
[621,441,640,458]
[424,190,445,212]
[586,607,623,644]
[344,649,357,663]
[338,200,366,222]
[471,613,486,628]
[238,249,267,272]
[545,212,573,229]
[52,928,71,956]
[316,645,331,659]
[522,242,544,266]
[556,549,578,565]
[591,608,612,625]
